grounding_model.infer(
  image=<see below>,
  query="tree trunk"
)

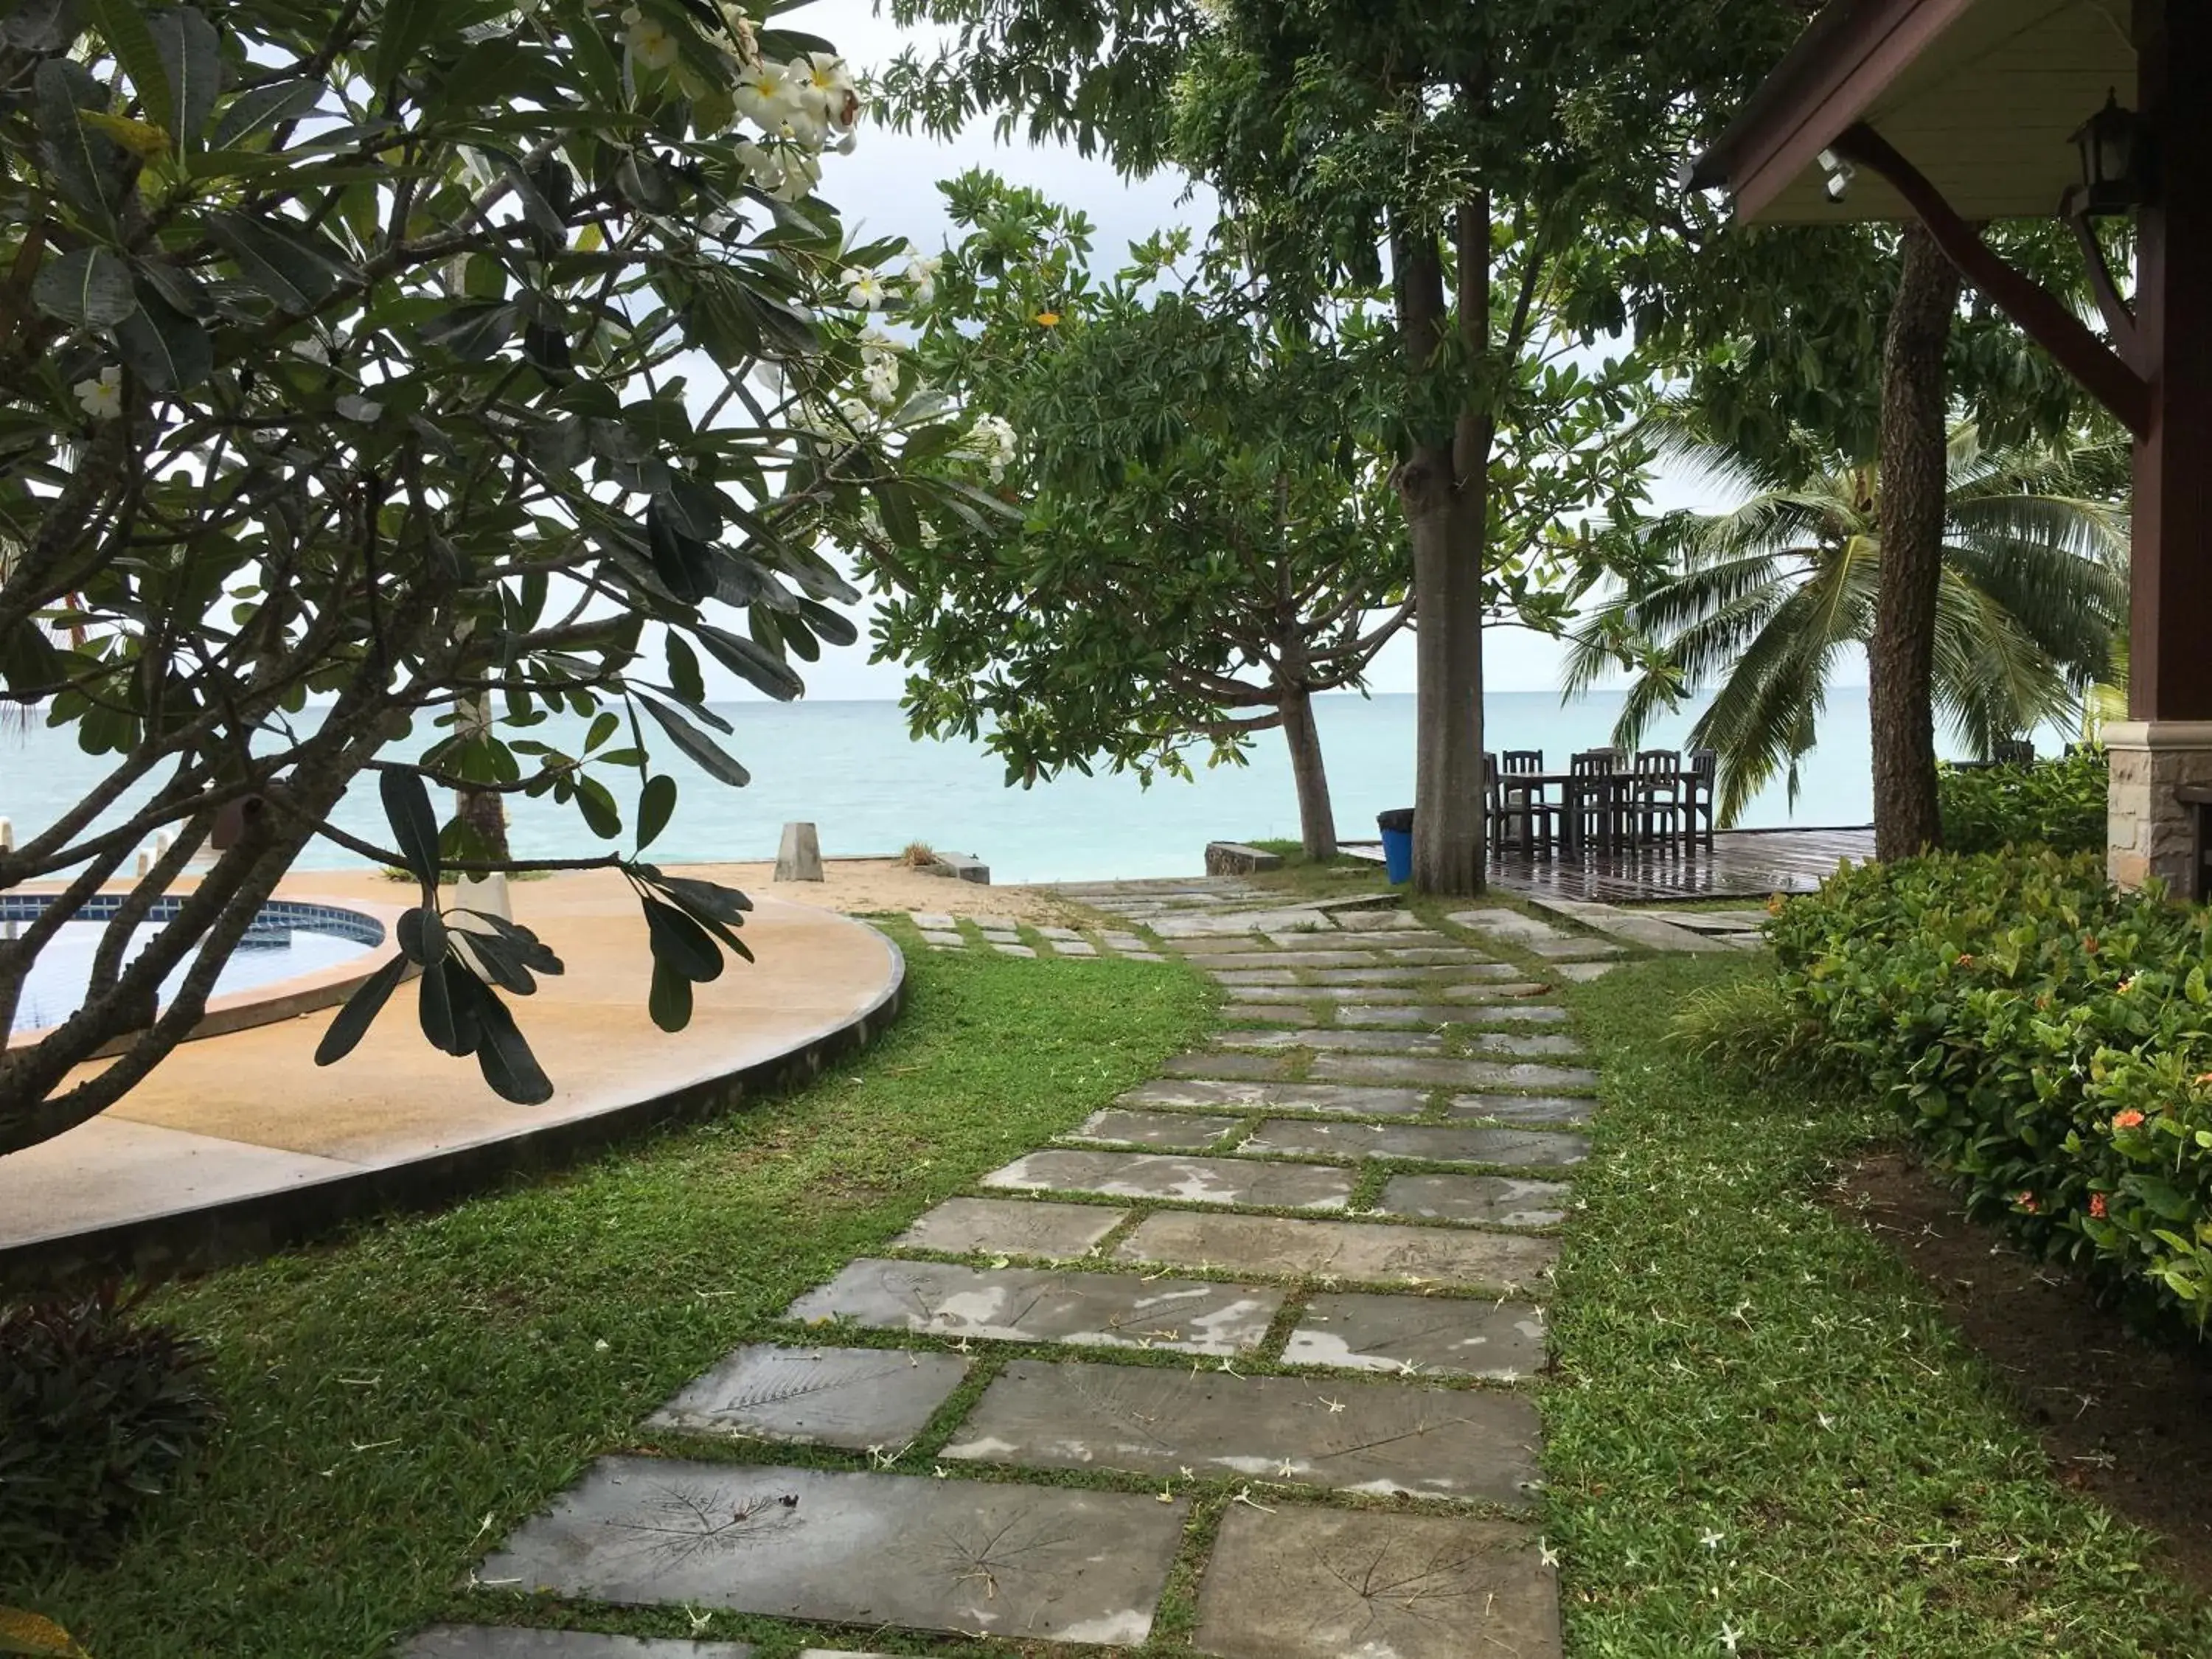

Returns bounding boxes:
[454,692,511,862]
[1395,206,1489,897]
[1869,223,1958,860]
[1279,684,1338,860]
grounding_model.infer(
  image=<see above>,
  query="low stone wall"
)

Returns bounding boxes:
[1206,841,1284,877]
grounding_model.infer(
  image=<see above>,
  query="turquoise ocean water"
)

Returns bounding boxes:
[0,688,1945,886]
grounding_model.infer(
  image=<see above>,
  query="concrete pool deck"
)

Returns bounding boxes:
[0,866,904,1281]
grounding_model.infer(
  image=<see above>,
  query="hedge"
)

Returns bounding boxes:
[1937,748,2107,855]
[1768,849,2212,1331]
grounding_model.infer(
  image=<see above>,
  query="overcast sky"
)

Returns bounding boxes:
[738,0,1756,701]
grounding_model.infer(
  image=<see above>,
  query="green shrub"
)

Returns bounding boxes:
[1667,974,1829,1081]
[0,1290,218,1568]
[1767,849,2212,1332]
[1938,748,2107,854]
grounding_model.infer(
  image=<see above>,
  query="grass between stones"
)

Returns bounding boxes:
[13,929,1214,1659]
[1548,951,2212,1657]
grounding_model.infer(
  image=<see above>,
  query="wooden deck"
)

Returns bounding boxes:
[1343,826,1875,902]
[1487,827,1874,902]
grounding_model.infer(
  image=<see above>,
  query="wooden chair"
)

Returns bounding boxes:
[1683,748,1717,849]
[1568,748,1622,853]
[1486,752,1559,856]
[1632,748,1684,847]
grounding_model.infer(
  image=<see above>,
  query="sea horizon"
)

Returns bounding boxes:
[0,686,2017,886]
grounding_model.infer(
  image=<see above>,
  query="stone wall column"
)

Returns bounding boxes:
[2104,721,2212,892]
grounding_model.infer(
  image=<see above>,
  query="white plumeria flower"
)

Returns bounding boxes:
[841,267,888,309]
[771,149,820,201]
[734,58,804,127]
[74,366,122,420]
[798,52,857,121]
[858,326,900,366]
[904,251,942,304]
[623,13,681,71]
[861,356,899,405]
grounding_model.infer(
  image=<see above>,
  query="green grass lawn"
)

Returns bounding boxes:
[1548,952,2212,1657]
[13,936,1213,1659]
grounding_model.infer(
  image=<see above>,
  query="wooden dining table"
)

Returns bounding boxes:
[1492,769,1675,858]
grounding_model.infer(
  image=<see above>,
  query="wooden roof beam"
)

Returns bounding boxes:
[1829,122,2150,437]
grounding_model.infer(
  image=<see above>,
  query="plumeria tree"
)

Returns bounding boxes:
[0,0,989,1157]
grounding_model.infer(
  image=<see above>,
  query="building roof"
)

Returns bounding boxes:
[1688,0,2137,223]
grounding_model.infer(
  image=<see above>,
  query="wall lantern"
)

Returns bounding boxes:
[2068,89,2152,217]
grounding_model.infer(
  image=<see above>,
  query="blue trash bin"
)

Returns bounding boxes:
[1376,808,1414,884]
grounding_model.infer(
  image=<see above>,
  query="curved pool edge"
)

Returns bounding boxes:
[0,919,908,1290]
[3,894,416,1057]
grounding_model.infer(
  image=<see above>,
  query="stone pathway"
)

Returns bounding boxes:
[414,883,1601,1658]
[907,911,1164,961]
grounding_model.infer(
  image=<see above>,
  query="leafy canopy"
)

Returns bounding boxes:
[0,0,990,1145]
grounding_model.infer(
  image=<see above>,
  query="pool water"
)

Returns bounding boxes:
[4,897,385,1036]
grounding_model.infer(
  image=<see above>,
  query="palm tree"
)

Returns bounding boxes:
[1565,422,2129,827]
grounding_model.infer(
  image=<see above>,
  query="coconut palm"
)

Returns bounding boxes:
[1565,422,2129,827]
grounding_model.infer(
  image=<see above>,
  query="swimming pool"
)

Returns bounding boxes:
[3,895,388,1037]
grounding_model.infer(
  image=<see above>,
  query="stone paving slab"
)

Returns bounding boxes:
[1526,936,1625,961]
[920,931,964,948]
[1193,1506,1559,1659]
[1380,1174,1572,1227]
[1436,980,1559,999]
[1159,1052,1298,1081]
[477,1457,1186,1648]
[983,1150,1354,1211]
[1116,1212,1557,1290]
[908,913,956,931]
[1184,951,1383,970]
[1302,964,1529,985]
[1220,1003,1313,1025]
[1119,1079,1428,1117]
[1448,1093,1596,1127]
[1065,1108,1241,1149]
[1206,967,1299,986]
[1330,910,1420,931]
[1235,1120,1583,1169]
[403,1630,755,1657]
[647,1344,969,1447]
[1551,960,1619,981]
[1528,895,1729,953]
[1284,1291,1547,1380]
[789,1259,1283,1354]
[1445,908,1568,944]
[1464,1031,1587,1059]
[1336,1003,1568,1027]
[942,1360,1540,1506]
[1213,1028,1447,1054]
[1152,908,1342,937]
[1312,1055,1600,1093]
[993,943,1038,959]
[1373,947,1493,965]
[891,1197,1127,1259]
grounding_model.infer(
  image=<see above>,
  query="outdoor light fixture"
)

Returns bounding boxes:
[1817,147,1854,204]
[2068,89,2151,217]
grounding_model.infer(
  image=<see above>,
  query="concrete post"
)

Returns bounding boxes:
[775,821,824,882]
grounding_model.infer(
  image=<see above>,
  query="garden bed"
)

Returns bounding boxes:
[1837,1147,2212,1592]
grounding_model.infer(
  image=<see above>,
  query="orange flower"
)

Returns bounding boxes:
[2112,1109,2146,1130]
[2016,1191,2039,1214]
[1033,310,1061,327]
[1955,953,1975,967]
[1765,895,1784,916]
[2090,1193,2110,1220]
[2084,936,2101,954]
[2194,1072,2212,1088]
